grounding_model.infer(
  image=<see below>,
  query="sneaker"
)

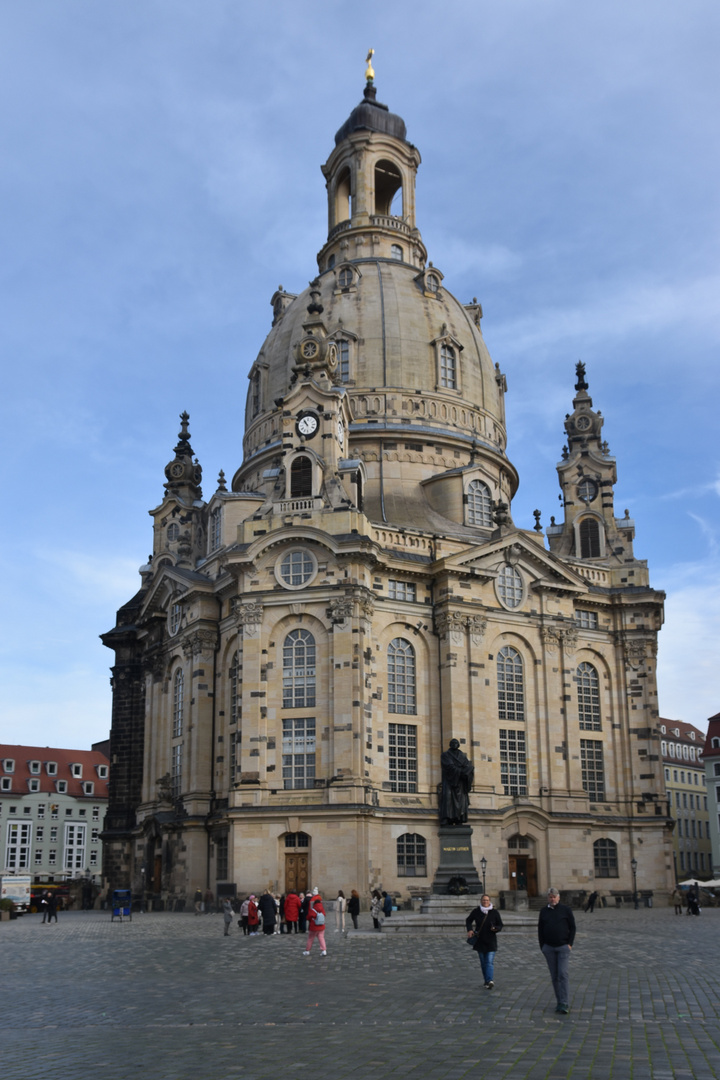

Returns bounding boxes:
[302,950,310,955]
[321,950,327,956]
[487,981,494,989]
[557,1004,569,1014]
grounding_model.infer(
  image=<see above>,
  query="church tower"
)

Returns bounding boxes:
[103,60,672,908]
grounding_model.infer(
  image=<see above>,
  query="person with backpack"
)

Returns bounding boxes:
[303,888,327,956]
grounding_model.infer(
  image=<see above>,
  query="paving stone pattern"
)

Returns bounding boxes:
[2,907,719,1079]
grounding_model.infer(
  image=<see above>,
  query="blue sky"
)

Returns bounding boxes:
[1,1,719,749]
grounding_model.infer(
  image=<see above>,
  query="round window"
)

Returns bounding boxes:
[577,478,598,503]
[276,548,317,590]
[496,565,524,609]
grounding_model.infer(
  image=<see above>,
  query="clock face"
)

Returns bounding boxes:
[575,415,591,431]
[297,413,319,438]
[302,340,318,359]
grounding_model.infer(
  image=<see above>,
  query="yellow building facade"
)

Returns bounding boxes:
[102,74,673,907]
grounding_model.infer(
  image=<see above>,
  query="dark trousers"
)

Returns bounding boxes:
[541,943,571,1006]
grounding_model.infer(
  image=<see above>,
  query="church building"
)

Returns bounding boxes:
[102,66,673,906]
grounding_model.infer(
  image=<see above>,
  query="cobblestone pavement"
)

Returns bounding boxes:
[2,906,719,1079]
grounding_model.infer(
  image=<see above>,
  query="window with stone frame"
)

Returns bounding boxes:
[229,649,242,726]
[388,579,416,602]
[229,731,242,785]
[5,821,31,869]
[283,630,316,709]
[579,518,601,558]
[397,832,426,876]
[215,834,229,881]
[581,739,605,801]
[497,646,524,723]
[466,479,493,528]
[575,609,598,630]
[338,338,350,383]
[387,638,416,715]
[388,723,418,792]
[497,565,523,608]
[282,717,316,790]
[577,662,601,730]
[290,456,313,498]
[440,343,457,389]
[172,669,184,738]
[209,506,222,553]
[593,838,618,877]
[499,729,527,796]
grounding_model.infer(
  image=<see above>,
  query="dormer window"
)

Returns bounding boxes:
[56,780,68,793]
[3,759,15,773]
[82,781,95,795]
[440,344,457,389]
[689,731,695,740]
[28,779,40,793]
[0,777,11,792]
[660,725,666,735]
[416,266,444,298]
[28,760,41,774]
[70,763,83,779]
[338,267,353,288]
[427,273,440,293]
[466,480,493,528]
[96,764,109,779]
[46,762,57,776]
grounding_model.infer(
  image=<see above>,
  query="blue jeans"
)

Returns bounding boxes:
[477,950,496,983]
[541,943,570,1005]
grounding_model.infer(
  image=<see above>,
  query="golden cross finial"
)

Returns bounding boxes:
[365,48,375,82]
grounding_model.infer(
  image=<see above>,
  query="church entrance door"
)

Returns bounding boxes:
[285,852,308,894]
[508,856,537,896]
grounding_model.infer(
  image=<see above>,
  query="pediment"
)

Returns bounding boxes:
[140,564,212,619]
[440,533,586,594]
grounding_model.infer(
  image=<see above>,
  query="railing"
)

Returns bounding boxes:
[276,497,323,514]
[369,214,411,235]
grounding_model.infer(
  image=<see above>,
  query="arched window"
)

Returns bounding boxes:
[337,338,350,383]
[167,523,180,542]
[172,669,184,738]
[209,507,222,553]
[374,159,402,216]
[497,646,524,723]
[388,638,416,714]
[290,456,313,498]
[335,166,351,223]
[577,662,601,730]
[426,273,440,293]
[397,833,426,877]
[579,518,601,558]
[466,480,493,528]
[390,244,403,261]
[593,838,618,878]
[283,630,316,709]
[338,267,353,288]
[497,565,523,609]
[229,651,241,726]
[440,344,456,389]
[251,369,261,418]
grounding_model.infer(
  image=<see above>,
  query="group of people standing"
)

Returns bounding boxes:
[221,887,368,948]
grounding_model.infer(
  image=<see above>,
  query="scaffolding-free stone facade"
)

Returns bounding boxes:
[102,75,673,909]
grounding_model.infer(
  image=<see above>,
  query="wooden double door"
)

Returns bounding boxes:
[508,855,537,896]
[285,853,309,894]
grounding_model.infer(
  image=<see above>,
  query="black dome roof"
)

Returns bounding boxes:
[334,84,408,146]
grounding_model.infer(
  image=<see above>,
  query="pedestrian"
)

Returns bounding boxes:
[204,888,214,914]
[247,894,260,935]
[41,891,50,924]
[347,889,360,930]
[303,889,327,956]
[382,890,393,919]
[465,893,503,989]
[284,889,300,933]
[258,889,276,935]
[334,890,346,932]
[46,891,59,924]
[276,894,284,933]
[584,890,598,913]
[222,898,233,936]
[686,886,700,916]
[194,888,203,915]
[299,891,310,934]
[370,889,383,931]
[670,886,683,915]
[239,895,250,935]
[538,887,576,1014]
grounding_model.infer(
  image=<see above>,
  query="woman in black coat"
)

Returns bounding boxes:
[466,893,503,988]
[347,889,360,930]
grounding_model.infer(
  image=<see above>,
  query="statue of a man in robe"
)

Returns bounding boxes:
[439,739,474,825]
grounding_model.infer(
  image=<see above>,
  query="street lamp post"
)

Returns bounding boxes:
[480,857,487,895]
[631,857,639,909]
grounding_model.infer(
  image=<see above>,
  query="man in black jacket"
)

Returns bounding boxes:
[538,888,576,1014]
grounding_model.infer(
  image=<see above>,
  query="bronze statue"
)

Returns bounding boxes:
[439,739,474,825]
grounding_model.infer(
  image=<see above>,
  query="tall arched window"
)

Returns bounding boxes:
[579,518,601,558]
[466,480,492,527]
[593,838,618,878]
[388,638,416,714]
[229,651,241,726]
[283,630,316,709]
[290,456,313,498]
[251,370,261,418]
[172,669,184,738]
[335,166,351,223]
[374,160,402,216]
[577,662,601,730]
[497,646,524,723]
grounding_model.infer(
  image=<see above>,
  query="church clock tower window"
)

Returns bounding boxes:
[290,456,313,498]
[466,480,493,528]
[579,518,601,558]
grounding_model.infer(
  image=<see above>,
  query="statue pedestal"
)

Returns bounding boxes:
[431,825,483,895]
